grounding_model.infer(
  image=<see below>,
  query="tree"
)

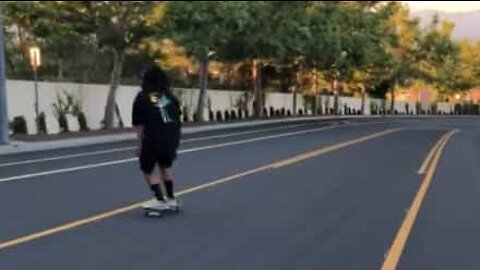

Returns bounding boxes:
[163,1,244,122]
[58,1,161,129]
[3,2,43,78]
[24,2,88,82]
[416,20,458,82]
[368,2,421,112]
[455,40,480,91]
[302,2,393,114]
[218,1,310,117]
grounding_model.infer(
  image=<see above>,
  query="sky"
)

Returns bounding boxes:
[403,1,480,12]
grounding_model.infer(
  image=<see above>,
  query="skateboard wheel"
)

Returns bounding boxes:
[145,211,162,217]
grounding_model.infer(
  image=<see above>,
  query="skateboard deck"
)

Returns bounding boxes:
[143,203,181,218]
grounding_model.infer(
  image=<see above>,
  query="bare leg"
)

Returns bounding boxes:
[160,167,175,199]
[144,173,164,201]
[144,173,161,186]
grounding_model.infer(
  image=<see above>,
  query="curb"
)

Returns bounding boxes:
[0,115,380,156]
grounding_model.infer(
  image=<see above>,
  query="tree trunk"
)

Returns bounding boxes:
[361,87,366,115]
[332,78,339,115]
[293,88,297,115]
[57,58,64,81]
[103,49,125,129]
[390,88,395,114]
[252,59,263,118]
[195,59,208,122]
[115,102,124,128]
[226,63,233,89]
[293,69,301,115]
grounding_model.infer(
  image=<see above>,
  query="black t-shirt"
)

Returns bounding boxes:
[132,90,181,151]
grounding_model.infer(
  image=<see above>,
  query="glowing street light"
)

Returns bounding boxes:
[29,46,41,132]
[29,46,41,70]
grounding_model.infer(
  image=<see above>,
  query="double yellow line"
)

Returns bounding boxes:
[417,131,452,175]
[382,129,459,270]
[0,128,402,252]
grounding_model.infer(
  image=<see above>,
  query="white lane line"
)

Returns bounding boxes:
[0,123,312,168]
[182,123,310,143]
[0,125,341,183]
[179,124,337,154]
[0,147,136,168]
[0,121,387,183]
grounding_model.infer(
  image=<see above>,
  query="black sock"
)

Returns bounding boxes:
[164,181,174,199]
[150,184,164,201]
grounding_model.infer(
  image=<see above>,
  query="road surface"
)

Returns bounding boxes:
[0,117,479,270]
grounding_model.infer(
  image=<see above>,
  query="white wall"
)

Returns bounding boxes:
[264,93,307,115]
[339,97,362,114]
[5,79,462,135]
[174,88,250,120]
[437,102,455,114]
[6,80,256,134]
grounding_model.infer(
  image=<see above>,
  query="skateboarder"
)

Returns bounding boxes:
[132,65,181,211]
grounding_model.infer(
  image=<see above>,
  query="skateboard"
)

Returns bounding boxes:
[143,202,181,218]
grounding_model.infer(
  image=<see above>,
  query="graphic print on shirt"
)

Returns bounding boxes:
[150,93,173,123]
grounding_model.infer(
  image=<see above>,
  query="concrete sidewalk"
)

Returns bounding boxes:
[0,115,378,155]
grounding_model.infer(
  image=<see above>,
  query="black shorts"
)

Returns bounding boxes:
[139,145,176,174]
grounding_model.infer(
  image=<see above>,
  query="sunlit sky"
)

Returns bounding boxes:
[403,1,480,12]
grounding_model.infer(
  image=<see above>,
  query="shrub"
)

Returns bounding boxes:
[182,106,190,122]
[209,110,215,121]
[231,110,237,120]
[224,110,231,121]
[77,112,88,131]
[37,112,48,134]
[52,93,70,133]
[12,116,27,135]
[216,111,223,122]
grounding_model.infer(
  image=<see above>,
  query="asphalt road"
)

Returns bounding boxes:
[0,117,479,270]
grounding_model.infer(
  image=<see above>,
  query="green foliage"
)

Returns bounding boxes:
[71,102,89,131]
[12,116,28,135]
[51,91,88,132]
[52,92,72,133]
[4,1,479,115]
[163,1,238,62]
[77,112,89,132]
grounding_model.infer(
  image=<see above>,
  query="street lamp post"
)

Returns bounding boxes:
[312,68,318,115]
[0,4,9,144]
[29,46,41,132]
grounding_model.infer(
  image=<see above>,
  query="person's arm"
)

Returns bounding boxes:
[134,125,144,157]
[173,96,182,149]
[132,92,145,157]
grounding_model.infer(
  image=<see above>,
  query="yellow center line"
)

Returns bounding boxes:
[0,128,403,252]
[381,129,459,270]
[417,132,449,175]
[269,128,402,169]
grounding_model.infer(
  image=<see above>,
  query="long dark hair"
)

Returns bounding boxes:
[141,65,171,94]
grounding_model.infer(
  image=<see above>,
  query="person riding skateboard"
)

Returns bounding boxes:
[132,65,181,211]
